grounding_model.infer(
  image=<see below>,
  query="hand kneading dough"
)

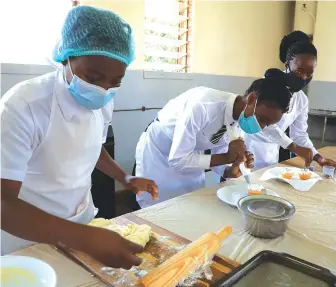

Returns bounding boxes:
[89,218,152,247]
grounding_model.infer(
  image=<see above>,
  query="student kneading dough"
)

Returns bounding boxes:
[89,218,152,248]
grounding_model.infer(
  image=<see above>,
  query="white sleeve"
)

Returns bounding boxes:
[289,98,318,156]
[1,98,34,181]
[168,102,211,173]
[262,125,293,149]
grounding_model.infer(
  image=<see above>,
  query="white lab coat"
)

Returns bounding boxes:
[245,90,318,169]
[135,87,242,208]
[0,71,111,254]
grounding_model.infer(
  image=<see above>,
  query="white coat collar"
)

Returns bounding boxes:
[54,70,88,121]
[225,93,237,127]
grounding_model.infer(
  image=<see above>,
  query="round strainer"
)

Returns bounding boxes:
[247,200,286,218]
[238,195,295,221]
[238,195,296,239]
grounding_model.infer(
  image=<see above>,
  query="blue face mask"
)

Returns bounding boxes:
[66,62,118,110]
[238,100,262,134]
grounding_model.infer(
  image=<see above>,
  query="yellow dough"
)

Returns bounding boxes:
[89,218,112,228]
[89,218,152,247]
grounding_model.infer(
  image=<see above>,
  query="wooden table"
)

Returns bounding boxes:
[11,146,336,286]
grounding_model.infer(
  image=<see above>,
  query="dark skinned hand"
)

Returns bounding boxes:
[123,177,159,200]
[227,138,246,163]
[292,145,313,167]
[224,151,254,178]
[314,154,336,168]
[80,226,144,269]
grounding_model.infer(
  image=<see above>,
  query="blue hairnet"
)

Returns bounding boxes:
[53,6,135,66]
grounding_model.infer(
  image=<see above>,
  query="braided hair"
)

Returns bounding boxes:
[279,31,317,64]
[244,69,292,113]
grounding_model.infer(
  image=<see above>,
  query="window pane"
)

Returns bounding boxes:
[144,0,190,73]
[0,0,71,65]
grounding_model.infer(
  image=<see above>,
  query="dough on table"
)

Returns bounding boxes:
[89,218,112,228]
[89,218,152,247]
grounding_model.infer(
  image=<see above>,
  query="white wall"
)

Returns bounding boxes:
[294,1,317,35]
[192,1,294,77]
[313,2,336,82]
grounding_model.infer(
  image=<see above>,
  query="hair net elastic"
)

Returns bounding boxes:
[52,5,135,66]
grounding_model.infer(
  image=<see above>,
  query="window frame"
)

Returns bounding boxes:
[144,0,193,74]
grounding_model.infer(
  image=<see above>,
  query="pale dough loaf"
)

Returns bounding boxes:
[89,218,152,247]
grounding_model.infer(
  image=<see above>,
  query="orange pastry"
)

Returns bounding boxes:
[299,172,312,180]
[281,172,294,179]
[248,190,262,195]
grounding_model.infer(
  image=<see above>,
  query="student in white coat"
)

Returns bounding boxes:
[245,31,336,169]
[135,72,293,208]
[1,6,158,268]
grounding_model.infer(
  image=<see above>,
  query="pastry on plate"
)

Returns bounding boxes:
[248,189,262,195]
[281,172,294,179]
[299,172,312,180]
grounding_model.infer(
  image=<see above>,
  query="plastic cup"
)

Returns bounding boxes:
[323,165,335,179]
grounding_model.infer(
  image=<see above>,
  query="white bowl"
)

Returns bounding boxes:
[1,256,56,287]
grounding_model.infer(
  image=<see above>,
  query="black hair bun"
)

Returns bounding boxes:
[279,31,311,63]
[264,68,287,85]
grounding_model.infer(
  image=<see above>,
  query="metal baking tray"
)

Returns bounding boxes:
[213,250,336,287]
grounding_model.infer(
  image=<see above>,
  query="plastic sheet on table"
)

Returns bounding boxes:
[100,255,214,287]
[177,256,214,286]
[224,225,336,276]
[156,243,189,265]
[99,238,215,287]
[286,194,336,250]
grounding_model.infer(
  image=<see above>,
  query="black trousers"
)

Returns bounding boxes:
[278,128,291,162]
[91,127,116,219]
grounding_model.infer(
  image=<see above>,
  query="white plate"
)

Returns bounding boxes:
[1,256,56,287]
[217,183,279,208]
[260,167,322,192]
